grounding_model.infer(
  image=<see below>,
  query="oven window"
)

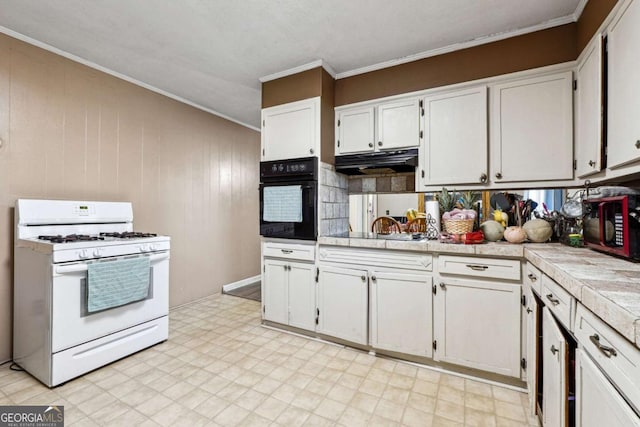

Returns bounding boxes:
[263,185,303,223]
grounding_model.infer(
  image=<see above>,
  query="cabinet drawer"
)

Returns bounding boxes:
[263,241,315,261]
[437,255,520,281]
[541,275,575,331]
[524,262,542,296]
[319,247,432,271]
[575,303,640,415]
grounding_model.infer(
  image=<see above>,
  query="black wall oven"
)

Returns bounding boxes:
[259,157,318,240]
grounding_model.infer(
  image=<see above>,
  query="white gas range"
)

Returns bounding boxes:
[14,199,170,387]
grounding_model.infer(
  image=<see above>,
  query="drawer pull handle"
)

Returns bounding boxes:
[466,264,488,271]
[590,334,617,358]
[546,294,560,305]
[550,345,559,355]
[527,273,537,282]
[281,249,293,254]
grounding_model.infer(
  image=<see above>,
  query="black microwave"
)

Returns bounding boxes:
[583,195,640,260]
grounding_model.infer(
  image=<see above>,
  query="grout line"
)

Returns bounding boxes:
[260,322,527,393]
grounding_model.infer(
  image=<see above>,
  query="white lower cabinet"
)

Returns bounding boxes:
[370,270,433,358]
[316,265,368,345]
[576,349,640,427]
[524,282,539,416]
[542,307,568,427]
[433,277,521,377]
[263,259,289,325]
[288,263,316,330]
[263,258,315,331]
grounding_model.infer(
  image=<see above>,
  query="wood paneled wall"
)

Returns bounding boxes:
[0,34,261,362]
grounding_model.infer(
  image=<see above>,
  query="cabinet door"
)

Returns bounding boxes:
[433,277,521,377]
[336,107,375,155]
[263,259,289,324]
[575,35,603,178]
[490,71,573,182]
[542,307,568,427]
[576,349,640,427]
[608,0,640,168]
[261,97,319,161]
[288,262,316,331]
[524,285,539,416]
[422,86,488,186]
[370,271,432,358]
[377,98,421,150]
[317,265,368,345]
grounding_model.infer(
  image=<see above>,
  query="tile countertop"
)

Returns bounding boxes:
[318,235,640,349]
[524,244,640,350]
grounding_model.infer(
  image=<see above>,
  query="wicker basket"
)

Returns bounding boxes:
[443,219,474,234]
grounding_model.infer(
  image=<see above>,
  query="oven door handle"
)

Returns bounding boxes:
[55,252,170,274]
[55,264,89,274]
[148,253,170,263]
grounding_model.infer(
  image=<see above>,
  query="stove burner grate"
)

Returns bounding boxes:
[38,234,104,243]
[99,232,158,239]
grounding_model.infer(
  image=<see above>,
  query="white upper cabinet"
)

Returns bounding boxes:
[608,0,640,169]
[575,35,604,178]
[335,97,421,156]
[261,97,320,161]
[377,98,421,150]
[490,71,574,183]
[336,106,375,155]
[421,86,488,186]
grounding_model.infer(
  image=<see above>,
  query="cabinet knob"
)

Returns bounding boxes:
[588,160,595,167]
[371,275,377,282]
[439,282,446,290]
[479,173,487,183]
[526,308,533,314]
[377,141,383,147]
[636,140,640,149]
[550,345,559,355]
[495,172,503,179]
[309,148,314,154]
[527,273,537,282]
[361,275,366,281]
[368,142,373,148]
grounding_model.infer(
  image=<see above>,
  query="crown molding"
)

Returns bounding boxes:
[573,0,589,21]
[259,59,336,83]
[335,14,576,79]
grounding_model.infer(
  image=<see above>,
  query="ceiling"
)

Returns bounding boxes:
[0,0,584,130]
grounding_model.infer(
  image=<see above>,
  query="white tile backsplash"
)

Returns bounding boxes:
[319,163,349,236]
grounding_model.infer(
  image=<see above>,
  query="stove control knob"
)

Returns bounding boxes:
[148,244,156,251]
[139,245,148,253]
[93,249,102,257]
[78,249,89,259]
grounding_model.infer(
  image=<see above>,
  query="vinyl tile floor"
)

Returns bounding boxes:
[0,294,540,426]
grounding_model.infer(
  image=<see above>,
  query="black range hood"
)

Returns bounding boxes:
[334,148,419,175]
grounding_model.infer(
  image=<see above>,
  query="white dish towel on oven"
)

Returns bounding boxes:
[87,257,151,313]
[263,185,303,222]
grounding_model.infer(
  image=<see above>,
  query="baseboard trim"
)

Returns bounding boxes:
[222,275,261,293]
